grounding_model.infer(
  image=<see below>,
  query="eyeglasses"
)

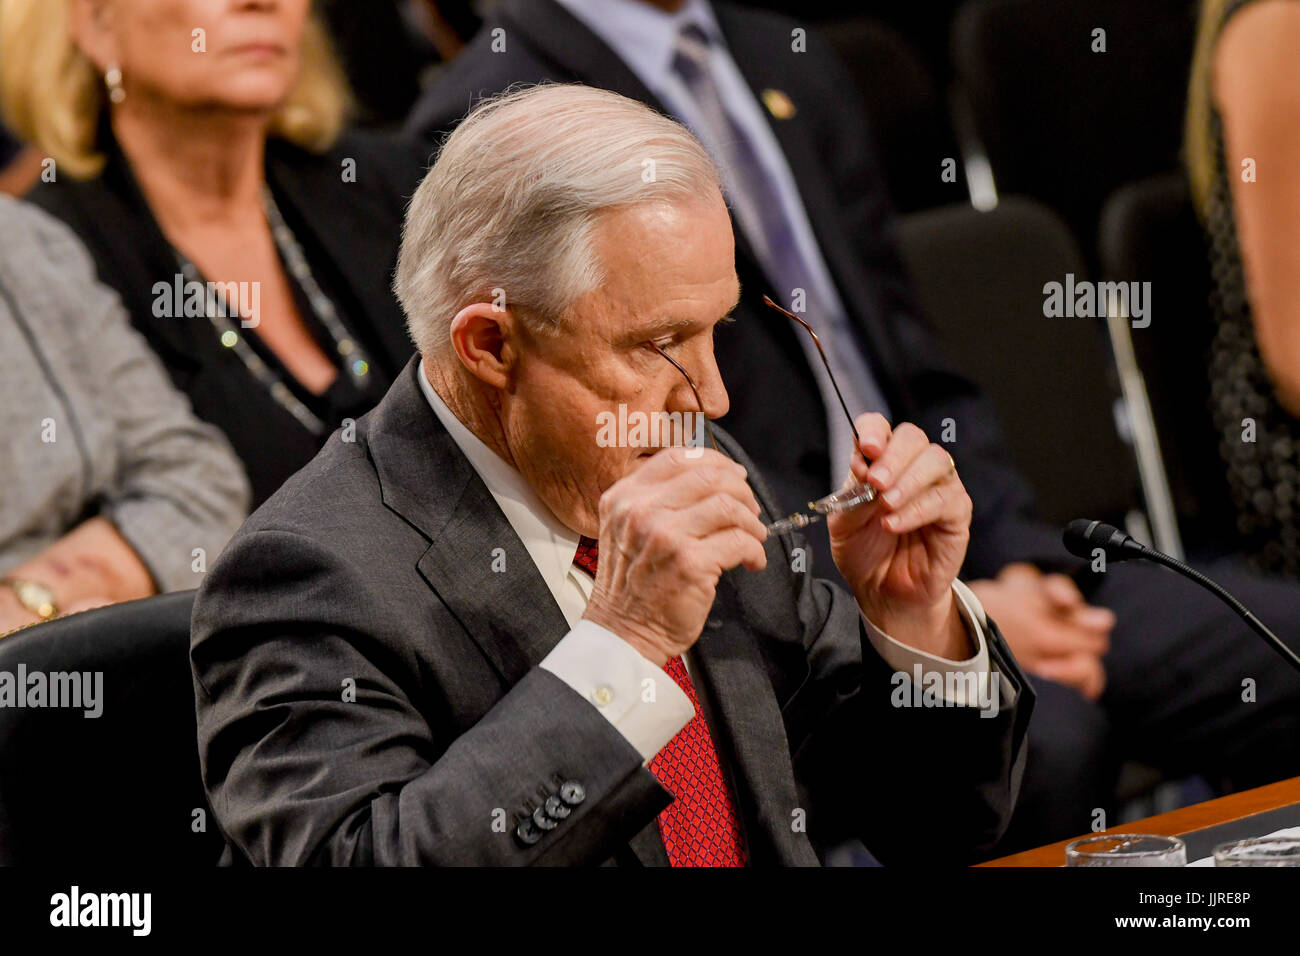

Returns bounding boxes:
[651,295,876,536]
[649,341,719,453]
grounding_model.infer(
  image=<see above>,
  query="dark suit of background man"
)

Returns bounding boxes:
[192,83,1031,866]
[405,0,1300,853]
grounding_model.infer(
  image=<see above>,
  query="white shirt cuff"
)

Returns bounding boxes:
[540,619,695,762]
[861,579,1017,710]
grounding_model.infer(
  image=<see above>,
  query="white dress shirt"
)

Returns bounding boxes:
[417,361,1009,766]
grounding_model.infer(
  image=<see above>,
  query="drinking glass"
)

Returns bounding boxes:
[1065,834,1187,867]
[1214,836,1300,866]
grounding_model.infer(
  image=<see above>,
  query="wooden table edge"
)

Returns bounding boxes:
[976,775,1300,867]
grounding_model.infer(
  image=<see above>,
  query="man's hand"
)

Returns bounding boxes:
[968,563,1114,699]
[828,414,973,659]
[582,447,768,667]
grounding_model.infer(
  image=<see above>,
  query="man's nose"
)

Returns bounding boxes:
[685,346,729,420]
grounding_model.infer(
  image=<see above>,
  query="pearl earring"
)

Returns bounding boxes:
[104,64,125,104]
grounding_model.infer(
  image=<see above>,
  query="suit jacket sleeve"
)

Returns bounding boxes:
[191,527,672,866]
[786,574,1033,864]
[717,427,1035,865]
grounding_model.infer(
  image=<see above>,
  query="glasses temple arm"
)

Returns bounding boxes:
[762,295,863,452]
[651,342,719,452]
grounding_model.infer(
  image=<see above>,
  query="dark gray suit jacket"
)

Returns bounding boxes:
[191,357,1033,866]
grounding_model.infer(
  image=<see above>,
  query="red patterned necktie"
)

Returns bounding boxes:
[573,536,600,578]
[572,535,748,866]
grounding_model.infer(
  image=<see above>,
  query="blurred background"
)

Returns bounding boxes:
[4,0,1298,867]
[0,1,1238,557]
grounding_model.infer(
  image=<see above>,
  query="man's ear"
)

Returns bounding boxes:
[448,302,516,392]
[67,0,119,73]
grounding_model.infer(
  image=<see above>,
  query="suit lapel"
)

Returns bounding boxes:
[691,573,820,866]
[626,820,671,867]
[415,493,572,686]
[368,359,572,685]
[369,360,673,866]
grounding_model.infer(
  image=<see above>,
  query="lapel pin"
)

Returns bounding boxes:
[761,88,796,120]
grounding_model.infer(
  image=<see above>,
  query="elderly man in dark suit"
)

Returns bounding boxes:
[404,0,1300,853]
[192,84,1032,866]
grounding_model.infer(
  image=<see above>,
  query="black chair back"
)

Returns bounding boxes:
[1098,171,1232,552]
[896,196,1139,527]
[0,591,225,865]
[951,0,1197,261]
[819,16,964,213]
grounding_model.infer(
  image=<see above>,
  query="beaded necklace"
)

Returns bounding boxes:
[171,186,373,436]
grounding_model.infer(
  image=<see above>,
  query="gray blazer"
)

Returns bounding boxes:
[192,357,1033,866]
[0,197,249,591]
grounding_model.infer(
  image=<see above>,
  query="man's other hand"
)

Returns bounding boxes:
[830,414,973,659]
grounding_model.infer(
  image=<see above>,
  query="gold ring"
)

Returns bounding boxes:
[947,452,956,475]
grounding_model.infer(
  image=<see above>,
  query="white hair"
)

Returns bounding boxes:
[394,83,724,356]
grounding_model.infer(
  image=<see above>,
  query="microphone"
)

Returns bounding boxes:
[1063,519,1300,675]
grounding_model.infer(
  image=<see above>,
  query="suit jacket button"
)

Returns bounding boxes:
[515,818,544,847]
[544,794,571,820]
[533,806,558,831]
[559,780,586,807]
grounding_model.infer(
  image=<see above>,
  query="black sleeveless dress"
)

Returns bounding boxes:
[1204,0,1300,577]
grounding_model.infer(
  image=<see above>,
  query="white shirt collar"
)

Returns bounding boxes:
[416,358,582,608]
[553,0,725,92]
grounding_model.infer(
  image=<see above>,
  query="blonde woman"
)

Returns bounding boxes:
[1186,0,1300,577]
[0,0,427,506]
